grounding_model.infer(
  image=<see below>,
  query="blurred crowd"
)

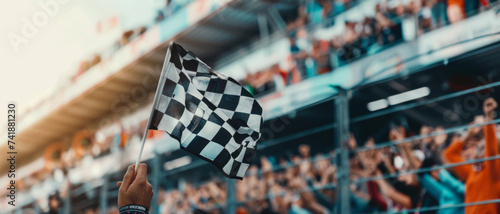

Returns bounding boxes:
[242,0,496,97]
[234,146,337,214]
[152,97,500,214]
[157,181,228,214]
[154,144,337,214]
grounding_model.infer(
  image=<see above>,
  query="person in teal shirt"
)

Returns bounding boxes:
[418,158,465,214]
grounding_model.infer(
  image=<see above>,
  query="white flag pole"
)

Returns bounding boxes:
[134,42,173,172]
[134,108,155,172]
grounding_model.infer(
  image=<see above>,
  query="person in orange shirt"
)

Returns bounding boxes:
[447,0,465,24]
[444,97,500,214]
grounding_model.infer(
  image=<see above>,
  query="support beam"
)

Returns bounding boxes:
[266,6,286,33]
[202,21,256,37]
[150,154,161,214]
[257,13,270,46]
[100,175,109,213]
[61,185,71,214]
[334,87,350,214]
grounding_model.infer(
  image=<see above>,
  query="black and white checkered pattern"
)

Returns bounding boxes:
[149,42,263,179]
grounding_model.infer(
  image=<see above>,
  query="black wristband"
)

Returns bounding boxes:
[119,204,149,214]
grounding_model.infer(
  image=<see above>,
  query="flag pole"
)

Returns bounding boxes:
[134,42,173,172]
[134,109,154,172]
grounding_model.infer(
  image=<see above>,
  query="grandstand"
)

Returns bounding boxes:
[2,0,500,213]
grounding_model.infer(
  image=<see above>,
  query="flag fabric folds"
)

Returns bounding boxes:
[149,42,263,179]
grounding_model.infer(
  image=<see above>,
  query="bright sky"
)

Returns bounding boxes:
[0,0,164,115]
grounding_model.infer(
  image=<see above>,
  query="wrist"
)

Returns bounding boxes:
[486,113,494,121]
[119,204,149,214]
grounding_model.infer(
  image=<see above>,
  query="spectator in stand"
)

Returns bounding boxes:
[444,98,500,214]
[417,157,465,214]
[418,125,447,159]
[269,64,287,90]
[419,0,435,33]
[155,11,165,23]
[332,0,350,15]
[339,20,362,62]
[465,0,480,16]
[306,0,325,24]
[447,0,465,23]
[289,33,308,80]
[163,0,190,17]
[286,5,308,32]
[319,0,334,22]
[243,69,275,97]
[431,0,448,28]
[359,17,377,53]
[48,192,61,214]
[375,3,396,45]
[240,63,292,97]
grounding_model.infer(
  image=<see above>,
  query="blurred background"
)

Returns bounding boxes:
[1,0,500,213]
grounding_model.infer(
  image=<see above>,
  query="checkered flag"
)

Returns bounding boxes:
[148,42,263,179]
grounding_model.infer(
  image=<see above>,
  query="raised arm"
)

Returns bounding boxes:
[373,170,412,209]
[482,98,500,181]
[367,181,388,210]
[390,126,421,169]
[483,98,498,157]
[484,124,498,157]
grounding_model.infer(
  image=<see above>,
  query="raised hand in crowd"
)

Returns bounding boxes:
[390,126,421,169]
[463,115,485,148]
[484,97,497,120]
